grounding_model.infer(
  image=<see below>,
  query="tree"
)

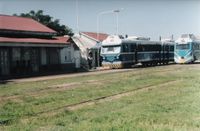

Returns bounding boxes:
[13,10,74,36]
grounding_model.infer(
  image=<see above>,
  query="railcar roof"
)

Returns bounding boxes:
[122,39,162,45]
[161,41,175,45]
[193,39,200,43]
[176,39,200,44]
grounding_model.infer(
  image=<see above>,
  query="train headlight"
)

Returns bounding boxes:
[174,52,179,58]
[115,55,120,60]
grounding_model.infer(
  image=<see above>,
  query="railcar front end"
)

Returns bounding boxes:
[174,43,193,64]
[101,45,123,68]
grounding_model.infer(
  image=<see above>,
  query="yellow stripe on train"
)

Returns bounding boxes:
[102,63,123,69]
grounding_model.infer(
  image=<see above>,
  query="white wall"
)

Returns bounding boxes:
[60,45,74,64]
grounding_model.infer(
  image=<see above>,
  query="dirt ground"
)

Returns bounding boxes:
[3,68,133,83]
[3,63,200,84]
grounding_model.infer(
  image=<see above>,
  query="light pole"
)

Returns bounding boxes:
[97,8,123,41]
[114,9,120,36]
[76,0,79,33]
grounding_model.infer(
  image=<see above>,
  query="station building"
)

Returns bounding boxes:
[73,32,108,69]
[0,15,80,78]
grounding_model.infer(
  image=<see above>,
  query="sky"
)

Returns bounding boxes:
[1,0,200,40]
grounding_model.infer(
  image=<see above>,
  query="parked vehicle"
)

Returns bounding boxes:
[101,35,174,68]
[174,34,200,64]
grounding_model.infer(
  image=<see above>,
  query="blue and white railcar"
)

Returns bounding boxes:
[134,38,162,66]
[101,35,174,68]
[100,35,124,68]
[174,34,200,64]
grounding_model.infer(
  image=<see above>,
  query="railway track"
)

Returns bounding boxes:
[0,64,188,125]
[27,80,179,116]
[67,80,180,111]
[0,79,181,125]
[0,66,182,102]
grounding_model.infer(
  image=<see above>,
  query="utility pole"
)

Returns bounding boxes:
[76,0,79,33]
[97,8,123,40]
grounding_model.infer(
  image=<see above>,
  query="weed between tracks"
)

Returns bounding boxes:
[1,64,200,130]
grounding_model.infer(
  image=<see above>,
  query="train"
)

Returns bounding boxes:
[100,35,174,68]
[174,34,200,64]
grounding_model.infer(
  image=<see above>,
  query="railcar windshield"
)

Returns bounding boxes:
[101,45,121,54]
[176,44,190,50]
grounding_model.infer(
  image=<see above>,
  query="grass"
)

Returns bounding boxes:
[0,64,200,130]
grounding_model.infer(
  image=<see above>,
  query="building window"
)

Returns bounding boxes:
[67,51,71,62]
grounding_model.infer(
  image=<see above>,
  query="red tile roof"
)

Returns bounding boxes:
[81,32,108,42]
[0,37,69,44]
[55,36,70,42]
[0,15,56,33]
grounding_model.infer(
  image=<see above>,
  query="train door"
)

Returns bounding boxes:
[130,43,137,64]
[135,44,138,63]
[193,43,200,61]
[121,43,130,67]
[162,44,165,62]
[130,43,136,64]
[166,45,170,62]
[162,44,169,63]
[158,44,162,63]
[136,43,143,63]
[0,48,10,76]
[169,44,174,61]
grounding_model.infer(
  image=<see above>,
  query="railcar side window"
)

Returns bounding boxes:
[193,43,196,50]
[130,44,136,52]
[137,44,161,51]
[194,43,200,50]
[145,45,159,51]
[170,46,174,51]
[137,44,144,51]
[122,44,129,52]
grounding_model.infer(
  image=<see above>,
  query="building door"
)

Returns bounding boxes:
[0,48,10,75]
[74,50,81,68]
[30,48,40,72]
